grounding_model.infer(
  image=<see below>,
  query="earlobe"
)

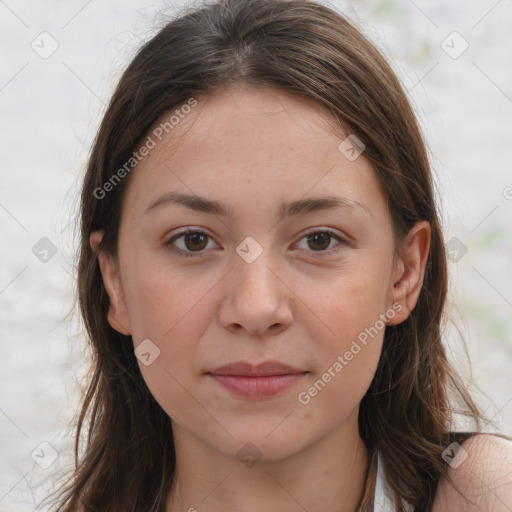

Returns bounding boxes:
[90,230,103,254]
[90,230,132,336]
[387,221,431,326]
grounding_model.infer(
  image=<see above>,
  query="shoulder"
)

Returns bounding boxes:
[433,433,512,511]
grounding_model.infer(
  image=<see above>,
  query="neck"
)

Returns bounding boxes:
[166,411,369,512]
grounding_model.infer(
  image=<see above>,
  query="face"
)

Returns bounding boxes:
[92,85,429,462]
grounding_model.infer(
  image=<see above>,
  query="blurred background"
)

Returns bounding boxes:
[1,0,511,509]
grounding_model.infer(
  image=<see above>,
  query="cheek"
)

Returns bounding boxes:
[293,293,385,441]
[300,255,391,348]
[121,257,222,385]
[294,255,391,402]
[122,256,216,343]
[125,267,218,428]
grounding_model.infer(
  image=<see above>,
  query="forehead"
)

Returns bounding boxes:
[122,85,386,219]
[147,85,343,165]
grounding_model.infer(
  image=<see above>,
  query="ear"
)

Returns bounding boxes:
[90,231,132,335]
[386,221,431,326]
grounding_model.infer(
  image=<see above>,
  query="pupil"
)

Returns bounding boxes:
[186,233,206,251]
[309,232,330,251]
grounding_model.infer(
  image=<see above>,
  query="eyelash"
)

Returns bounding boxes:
[162,228,347,258]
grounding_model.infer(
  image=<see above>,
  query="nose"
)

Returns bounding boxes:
[218,253,293,337]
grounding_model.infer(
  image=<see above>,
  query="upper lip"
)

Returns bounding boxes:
[208,360,306,377]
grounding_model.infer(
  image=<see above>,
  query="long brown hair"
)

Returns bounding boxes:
[43,0,493,510]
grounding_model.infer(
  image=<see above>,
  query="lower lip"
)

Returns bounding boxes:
[208,373,307,398]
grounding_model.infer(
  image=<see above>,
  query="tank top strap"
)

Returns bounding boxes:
[447,431,476,445]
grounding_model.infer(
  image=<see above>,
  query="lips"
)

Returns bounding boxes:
[208,360,305,377]
[207,361,307,398]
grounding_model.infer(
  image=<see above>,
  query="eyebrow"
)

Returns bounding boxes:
[144,191,371,219]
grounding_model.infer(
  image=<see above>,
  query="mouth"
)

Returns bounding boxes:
[206,360,308,399]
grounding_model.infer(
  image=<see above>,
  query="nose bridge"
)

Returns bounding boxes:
[219,235,292,335]
[234,238,279,300]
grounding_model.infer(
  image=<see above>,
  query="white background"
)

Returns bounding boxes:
[1,0,511,509]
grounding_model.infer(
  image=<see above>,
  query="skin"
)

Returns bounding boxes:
[433,434,512,511]
[90,85,432,511]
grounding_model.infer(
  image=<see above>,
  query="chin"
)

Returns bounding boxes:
[208,422,311,463]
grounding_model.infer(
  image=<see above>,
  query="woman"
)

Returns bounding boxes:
[44,0,512,510]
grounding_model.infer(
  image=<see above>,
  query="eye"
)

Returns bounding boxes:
[295,229,346,256]
[163,229,219,257]
[163,228,347,258]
